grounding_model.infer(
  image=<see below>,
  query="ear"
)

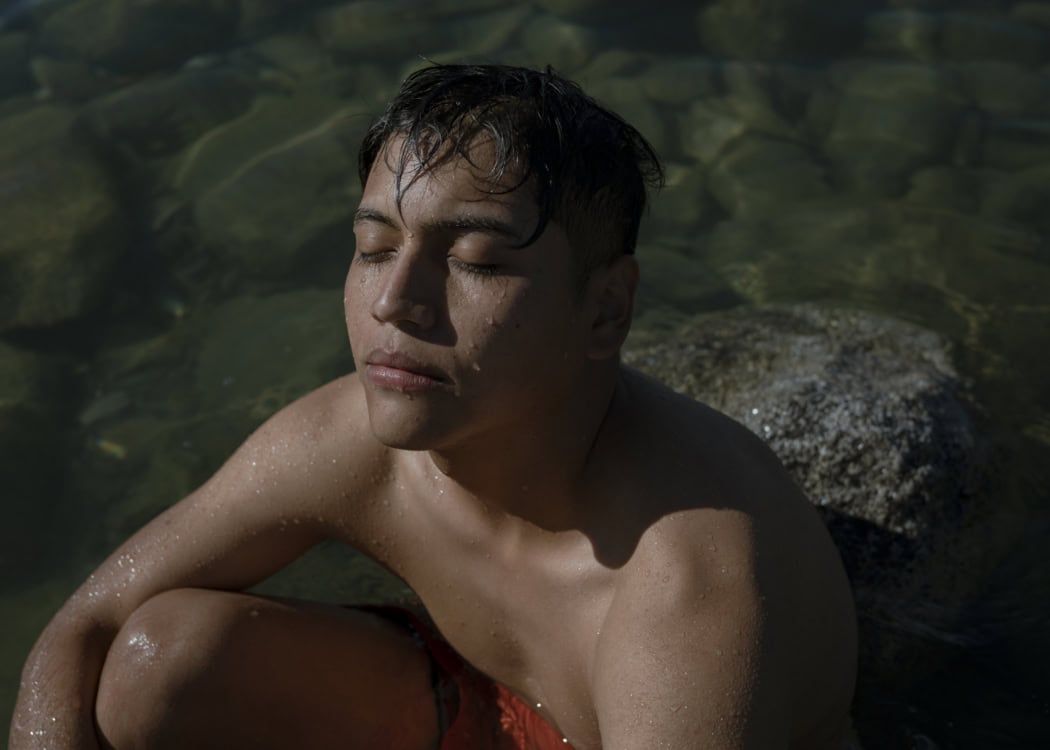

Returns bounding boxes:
[585,255,638,360]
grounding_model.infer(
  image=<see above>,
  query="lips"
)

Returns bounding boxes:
[364,349,451,393]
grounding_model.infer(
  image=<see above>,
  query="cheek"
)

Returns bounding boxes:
[461,284,568,363]
[452,279,529,334]
[343,270,370,345]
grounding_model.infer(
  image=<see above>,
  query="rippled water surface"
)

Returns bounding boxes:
[2,0,1049,746]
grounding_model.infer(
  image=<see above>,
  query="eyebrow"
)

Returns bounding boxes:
[353,207,524,241]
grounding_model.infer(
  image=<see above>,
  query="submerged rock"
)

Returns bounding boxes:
[940,12,1049,66]
[824,63,968,194]
[635,245,740,316]
[648,162,723,234]
[531,0,605,20]
[979,163,1050,235]
[75,288,353,547]
[29,56,115,101]
[680,98,749,166]
[639,57,721,105]
[519,13,597,74]
[584,74,668,156]
[38,0,239,75]
[190,102,367,278]
[237,0,332,35]
[80,66,258,161]
[721,62,815,139]
[314,0,526,62]
[0,32,32,98]
[0,343,72,589]
[980,117,1050,170]
[708,135,830,218]
[863,9,941,61]
[0,106,129,331]
[624,305,989,679]
[953,61,1050,119]
[193,290,352,415]
[1012,2,1050,30]
[904,165,984,214]
[697,0,872,62]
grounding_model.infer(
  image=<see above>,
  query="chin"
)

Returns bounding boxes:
[364,391,458,451]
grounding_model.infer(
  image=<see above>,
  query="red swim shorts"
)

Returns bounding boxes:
[363,606,574,750]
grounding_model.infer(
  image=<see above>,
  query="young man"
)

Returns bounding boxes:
[12,64,857,749]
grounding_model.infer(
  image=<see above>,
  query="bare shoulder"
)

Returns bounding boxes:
[202,372,393,536]
[590,368,857,748]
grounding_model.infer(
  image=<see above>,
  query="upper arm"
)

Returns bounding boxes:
[62,374,381,629]
[591,514,789,750]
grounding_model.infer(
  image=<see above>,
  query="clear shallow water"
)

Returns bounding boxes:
[2,0,1049,746]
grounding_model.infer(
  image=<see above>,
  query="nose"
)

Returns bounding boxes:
[370,252,438,330]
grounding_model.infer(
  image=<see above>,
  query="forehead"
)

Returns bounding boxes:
[360,135,537,226]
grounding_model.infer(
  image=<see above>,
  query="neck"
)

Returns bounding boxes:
[425,363,624,533]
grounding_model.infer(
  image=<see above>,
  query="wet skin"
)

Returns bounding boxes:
[11,139,858,750]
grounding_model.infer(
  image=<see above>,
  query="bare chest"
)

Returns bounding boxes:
[402,543,614,748]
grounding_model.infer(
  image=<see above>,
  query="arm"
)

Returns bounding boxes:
[591,513,789,750]
[10,375,381,749]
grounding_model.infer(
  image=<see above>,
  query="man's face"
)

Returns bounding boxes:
[345,136,594,450]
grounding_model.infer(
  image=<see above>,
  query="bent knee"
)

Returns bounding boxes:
[95,589,253,746]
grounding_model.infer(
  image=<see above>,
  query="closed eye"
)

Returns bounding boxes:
[449,257,502,277]
[355,249,395,264]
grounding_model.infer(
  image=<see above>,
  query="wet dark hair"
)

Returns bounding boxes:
[358,63,663,279]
